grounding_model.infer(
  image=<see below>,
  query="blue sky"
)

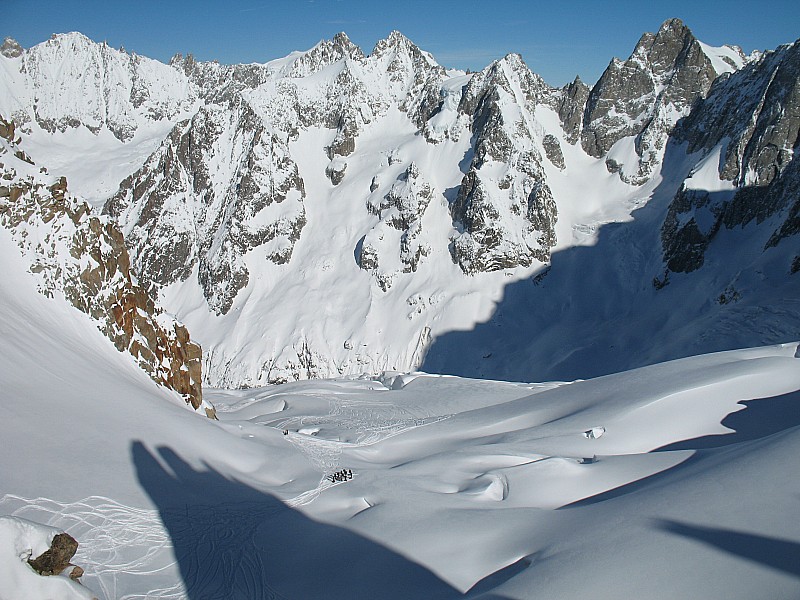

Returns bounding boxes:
[6,0,799,86]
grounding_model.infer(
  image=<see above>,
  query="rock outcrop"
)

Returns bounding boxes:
[552,76,590,145]
[370,31,448,128]
[451,54,557,273]
[359,162,434,290]
[0,116,209,412]
[27,532,79,577]
[661,39,800,274]
[581,18,745,184]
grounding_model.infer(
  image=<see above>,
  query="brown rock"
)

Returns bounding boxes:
[0,118,209,413]
[27,532,78,576]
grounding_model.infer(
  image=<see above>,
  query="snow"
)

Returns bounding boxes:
[22,120,183,208]
[699,41,746,75]
[684,142,737,192]
[0,516,95,600]
[3,216,800,597]
[536,104,643,246]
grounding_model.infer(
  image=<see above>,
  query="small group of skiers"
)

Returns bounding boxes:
[327,469,353,483]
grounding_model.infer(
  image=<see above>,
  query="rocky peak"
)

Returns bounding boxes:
[451,54,557,274]
[372,30,426,60]
[632,18,693,75]
[331,31,359,53]
[581,18,728,184]
[634,18,722,105]
[1,37,23,59]
[460,54,550,120]
[9,32,196,141]
[288,32,365,78]
[660,39,800,275]
[370,30,442,80]
[367,31,447,128]
[169,51,197,75]
[551,75,590,144]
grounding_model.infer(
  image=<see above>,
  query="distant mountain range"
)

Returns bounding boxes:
[1,18,798,396]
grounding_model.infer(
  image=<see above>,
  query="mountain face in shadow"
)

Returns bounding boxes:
[422,142,800,383]
[132,441,474,599]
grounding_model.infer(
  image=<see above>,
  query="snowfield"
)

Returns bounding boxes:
[2,225,800,599]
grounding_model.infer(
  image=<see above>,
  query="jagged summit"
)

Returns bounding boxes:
[371,30,436,63]
[1,31,195,142]
[287,32,365,77]
[329,31,363,58]
[580,17,742,184]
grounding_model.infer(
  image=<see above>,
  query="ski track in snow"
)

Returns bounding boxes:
[0,391,453,596]
[0,494,178,599]
[0,494,289,600]
[258,389,452,507]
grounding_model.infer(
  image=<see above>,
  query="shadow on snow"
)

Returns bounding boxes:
[658,389,800,451]
[563,389,800,510]
[421,140,800,383]
[656,519,800,578]
[132,441,513,599]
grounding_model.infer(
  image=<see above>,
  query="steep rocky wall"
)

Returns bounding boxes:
[451,54,557,274]
[104,101,307,315]
[661,40,800,275]
[0,117,209,414]
[581,18,742,184]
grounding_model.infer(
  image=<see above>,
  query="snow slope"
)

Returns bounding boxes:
[2,222,799,597]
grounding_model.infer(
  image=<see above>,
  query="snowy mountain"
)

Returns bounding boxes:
[661,39,800,275]
[0,19,798,389]
[2,18,800,600]
[0,32,196,142]
[580,18,745,185]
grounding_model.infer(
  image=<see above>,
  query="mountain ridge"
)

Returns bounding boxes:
[1,20,797,387]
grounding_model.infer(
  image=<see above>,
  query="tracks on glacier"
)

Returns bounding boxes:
[271,388,451,507]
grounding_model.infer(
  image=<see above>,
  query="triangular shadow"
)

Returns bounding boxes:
[657,389,800,451]
[561,390,800,509]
